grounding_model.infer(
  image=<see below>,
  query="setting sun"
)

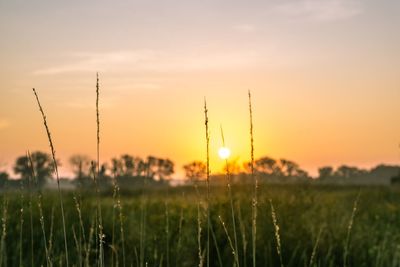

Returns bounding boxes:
[218,147,231,160]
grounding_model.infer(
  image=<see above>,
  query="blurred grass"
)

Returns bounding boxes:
[2,184,400,266]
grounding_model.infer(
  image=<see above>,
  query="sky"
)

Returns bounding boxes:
[0,0,399,178]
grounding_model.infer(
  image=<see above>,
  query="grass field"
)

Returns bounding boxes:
[1,184,400,267]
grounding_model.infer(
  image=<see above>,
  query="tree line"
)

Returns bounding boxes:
[0,151,175,189]
[1,151,399,188]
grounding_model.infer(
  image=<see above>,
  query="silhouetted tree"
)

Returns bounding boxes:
[111,155,146,177]
[69,154,91,179]
[334,165,365,178]
[318,166,334,180]
[254,156,281,175]
[145,156,158,179]
[156,158,174,180]
[183,161,207,181]
[14,151,54,187]
[223,159,242,174]
[280,159,300,176]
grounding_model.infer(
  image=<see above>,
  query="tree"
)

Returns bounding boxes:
[69,154,91,179]
[14,151,54,187]
[111,155,146,177]
[183,161,207,181]
[334,165,364,178]
[318,166,334,180]
[223,159,242,174]
[156,158,174,180]
[254,156,282,175]
[279,159,299,176]
[145,156,158,179]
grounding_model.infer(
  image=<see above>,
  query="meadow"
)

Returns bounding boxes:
[1,184,400,267]
[0,84,396,267]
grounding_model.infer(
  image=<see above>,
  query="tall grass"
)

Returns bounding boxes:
[218,215,240,267]
[309,226,324,267]
[344,190,361,267]
[28,151,51,266]
[220,125,240,266]
[0,193,8,267]
[7,84,385,267]
[270,200,283,267]
[95,73,105,267]
[33,88,69,266]
[18,181,24,267]
[73,195,87,266]
[197,202,204,267]
[203,98,211,267]
[248,90,257,267]
[238,203,248,267]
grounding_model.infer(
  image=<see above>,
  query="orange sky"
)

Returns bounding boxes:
[1,0,399,178]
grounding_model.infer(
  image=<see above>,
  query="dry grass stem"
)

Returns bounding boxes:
[32,88,69,266]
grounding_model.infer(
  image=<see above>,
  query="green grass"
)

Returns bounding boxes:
[1,184,400,266]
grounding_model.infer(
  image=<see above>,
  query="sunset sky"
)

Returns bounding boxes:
[1,0,399,178]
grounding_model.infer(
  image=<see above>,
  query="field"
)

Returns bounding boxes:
[1,184,400,267]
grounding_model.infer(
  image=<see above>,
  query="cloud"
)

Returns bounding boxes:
[33,50,158,75]
[233,24,256,33]
[274,0,363,22]
[0,119,9,130]
[33,49,263,75]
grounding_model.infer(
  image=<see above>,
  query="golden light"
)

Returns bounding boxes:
[218,147,231,160]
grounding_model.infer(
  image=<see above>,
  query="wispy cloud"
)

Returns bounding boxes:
[33,49,262,75]
[274,0,363,22]
[33,50,158,75]
[0,119,9,130]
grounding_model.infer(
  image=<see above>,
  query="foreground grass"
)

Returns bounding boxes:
[1,184,400,267]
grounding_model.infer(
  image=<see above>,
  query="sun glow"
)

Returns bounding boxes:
[218,147,231,160]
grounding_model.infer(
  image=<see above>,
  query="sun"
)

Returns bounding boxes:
[218,147,231,160]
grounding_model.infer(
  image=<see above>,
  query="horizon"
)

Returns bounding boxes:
[1,0,400,179]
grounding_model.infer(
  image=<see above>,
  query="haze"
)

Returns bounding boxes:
[0,0,399,177]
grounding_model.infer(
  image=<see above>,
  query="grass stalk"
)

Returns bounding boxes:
[218,215,239,267]
[209,217,223,267]
[38,195,52,267]
[270,200,283,267]
[238,203,248,267]
[221,126,240,267]
[28,151,51,266]
[117,185,126,267]
[48,206,55,262]
[176,206,184,267]
[72,226,81,266]
[309,226,324,267]
[248,90,257,267]
[18,180,24,267]
[0,195,8,267]
[85,218,96,267]
[165,202,170,267]
[197,202,204,267]
[32,88,69,266]
[111,178,117,267]
[95,73,105,267]
[343,190,361,267]
[203,98,211,267]
[73,195,87,253]
[28,167,34,267]
[140,195,147,267]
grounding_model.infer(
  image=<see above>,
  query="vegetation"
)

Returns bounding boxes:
[0,77,397,267]
[0,185,399,266]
